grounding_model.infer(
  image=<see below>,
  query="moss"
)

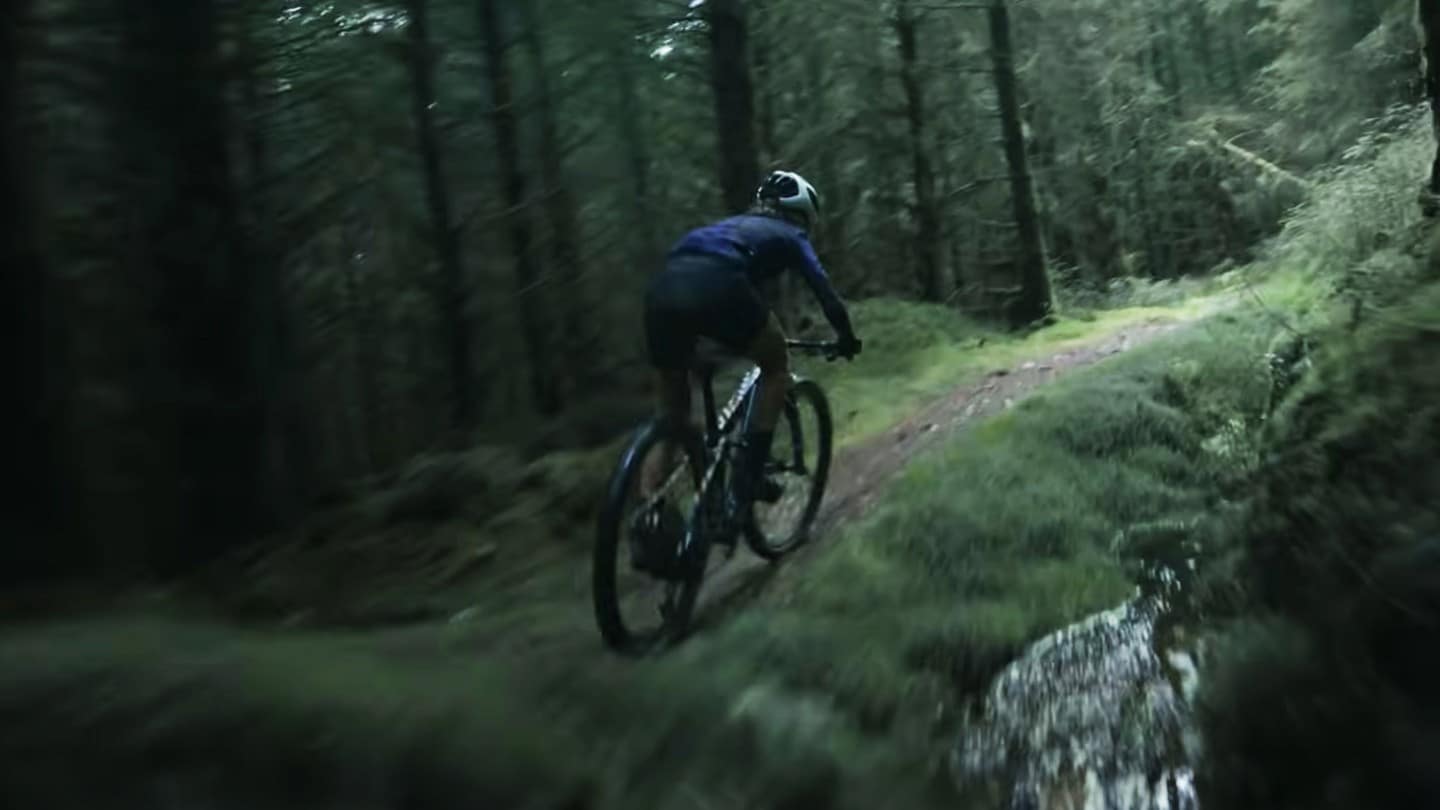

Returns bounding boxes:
[1194,263,1440,805]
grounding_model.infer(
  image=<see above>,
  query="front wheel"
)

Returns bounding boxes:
[746,378,833,559]
[593,421,707,655]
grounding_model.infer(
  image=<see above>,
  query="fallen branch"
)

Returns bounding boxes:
[1186,137,1313,190]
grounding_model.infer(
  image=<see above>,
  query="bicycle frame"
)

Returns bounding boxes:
[696,364,761,453]
[639,340,835,531]
[694,338,835,478]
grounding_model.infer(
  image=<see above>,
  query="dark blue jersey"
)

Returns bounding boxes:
[665,214,854,339]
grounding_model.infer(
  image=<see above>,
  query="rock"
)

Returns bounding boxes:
[449,605,480,624]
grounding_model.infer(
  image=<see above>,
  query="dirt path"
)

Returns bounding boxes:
[691,314,1199,625]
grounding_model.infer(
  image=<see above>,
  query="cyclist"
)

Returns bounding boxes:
[640,170,862,546]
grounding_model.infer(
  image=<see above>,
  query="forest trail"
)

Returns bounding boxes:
[426,296,1234,665]
[685,296,1233,631]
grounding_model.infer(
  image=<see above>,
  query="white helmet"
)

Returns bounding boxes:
[755,170,821,231]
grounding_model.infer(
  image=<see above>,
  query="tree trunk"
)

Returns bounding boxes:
[750,1,779,165]
[1160,5,1186,115]
[987,0,1052,326]
[1420,0,1440,213]
[806,38,849,278]
[478,0,560,414]
[406,0,475,427]
[706,0,761,214]
[236,4,308,525]
[118,0,272,571]
[1186,0,1216,96]
[610,22,658,272]
[896,0,944,301]
[5,0,79,582]
[518,4,593,398]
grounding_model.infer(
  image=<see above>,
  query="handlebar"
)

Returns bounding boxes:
[785,339,835,351]
[785,338,846,361]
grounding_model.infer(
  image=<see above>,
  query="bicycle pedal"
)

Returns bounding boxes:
[755,477,784,504]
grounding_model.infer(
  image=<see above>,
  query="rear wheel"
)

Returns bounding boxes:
[593,421,707,655]
[746,378,832,559]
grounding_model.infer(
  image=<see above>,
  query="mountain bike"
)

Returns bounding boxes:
[592,339,843,655]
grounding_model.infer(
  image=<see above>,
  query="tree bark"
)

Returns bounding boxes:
[896,0,944,301]
[236,4,308,526]
[706,0,761,214]
[478,0,560,414]
[610,27,658,271]
[406,0,476,426]
[987,0,1053,325]
[750,1,779,165]
[1186,0,1216,96]
[1420,0,1440,214]
[518,4,593,398]
[118,0,272,571]
[806,37,848,278]
[5,0,79,581]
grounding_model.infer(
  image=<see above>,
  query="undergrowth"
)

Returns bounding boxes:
[0,288,1284,810]
[659,297,1280,770]
[1185,108,1440,808]
[1193,275,1440,809]
[10,110,1433,809]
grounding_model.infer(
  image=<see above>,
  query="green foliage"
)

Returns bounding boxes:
[1260,104,1434,278]
[0,618,948,810]
[1256,0,1418,161]
[799,295,1215,445]
[0,622,595,809]
[679,296,1279,743]
[1194,275,1440,809]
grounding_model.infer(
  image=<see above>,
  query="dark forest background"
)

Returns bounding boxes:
[7,0,1432,580]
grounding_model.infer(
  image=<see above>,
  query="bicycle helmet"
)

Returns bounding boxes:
[755,170,821,231]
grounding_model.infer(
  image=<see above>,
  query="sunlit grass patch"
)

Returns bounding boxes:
[798,291,1238,448]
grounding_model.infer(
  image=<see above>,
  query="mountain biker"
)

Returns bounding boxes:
[640,170,862,541]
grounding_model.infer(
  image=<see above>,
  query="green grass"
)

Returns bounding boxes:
[798,292,1234,447]
[0,286,1293,810]
[672,294,1281,734]
[1166,110,1440,809]
[0,621,595,809]
[1191,272,1440,810]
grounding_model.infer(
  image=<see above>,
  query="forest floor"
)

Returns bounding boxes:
[8,116,1435,810]
[2,275,1280,810]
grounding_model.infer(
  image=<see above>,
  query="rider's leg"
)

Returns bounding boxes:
[641,368,691,496]
[730,312,789,512]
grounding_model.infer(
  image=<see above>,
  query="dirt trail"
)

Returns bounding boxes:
[692,314,1197,623]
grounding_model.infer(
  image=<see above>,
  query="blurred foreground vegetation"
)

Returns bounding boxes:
[7,1,1440,808]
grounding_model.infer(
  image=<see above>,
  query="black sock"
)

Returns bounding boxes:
[738,430,773,499]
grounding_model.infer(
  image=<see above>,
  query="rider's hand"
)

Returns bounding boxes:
[836,334,862,360]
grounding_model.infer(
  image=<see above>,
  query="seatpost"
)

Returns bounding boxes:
[697,366,719,447]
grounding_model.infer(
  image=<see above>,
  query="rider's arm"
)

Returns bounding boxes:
[792,236,857,341]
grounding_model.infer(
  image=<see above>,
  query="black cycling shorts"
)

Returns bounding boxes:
[644,255,769,370]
